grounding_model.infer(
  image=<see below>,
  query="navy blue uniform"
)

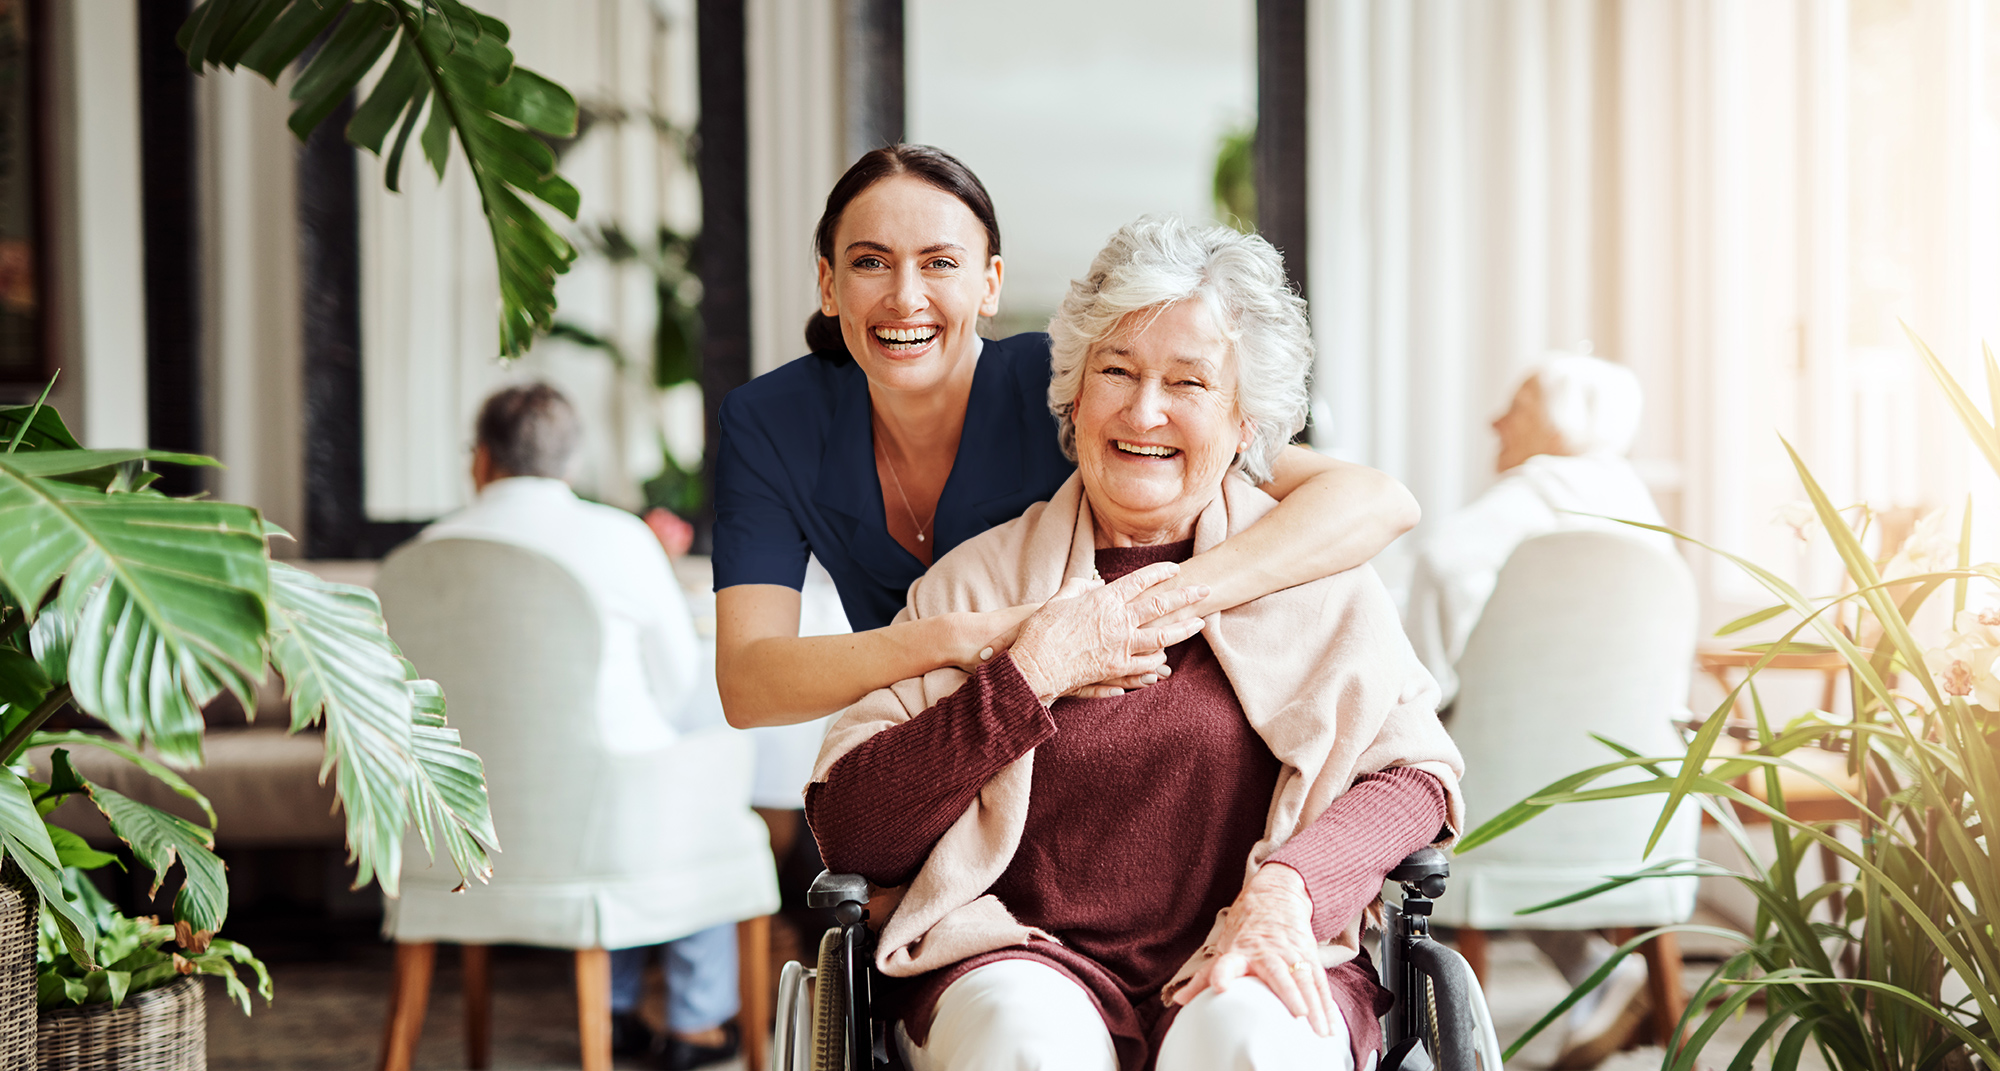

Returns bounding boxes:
[712,334,1077,632]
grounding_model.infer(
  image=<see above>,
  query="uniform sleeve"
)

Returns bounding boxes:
[712,389,813,592]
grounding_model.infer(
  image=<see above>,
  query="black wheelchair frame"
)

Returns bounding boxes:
[777,848,1499,1071]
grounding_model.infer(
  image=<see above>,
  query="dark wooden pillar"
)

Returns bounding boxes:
[138,0,202,493]
[841,0,905,161]
[695,0,752,541]
[1256,0,1309,300]
[298,96,423,559]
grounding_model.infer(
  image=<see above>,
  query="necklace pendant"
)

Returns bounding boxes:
[917,534,925,542]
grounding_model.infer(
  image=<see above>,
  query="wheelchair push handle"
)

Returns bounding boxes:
[808,871,873,927]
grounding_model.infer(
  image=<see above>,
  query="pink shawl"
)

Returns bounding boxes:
[810,474,1465,993]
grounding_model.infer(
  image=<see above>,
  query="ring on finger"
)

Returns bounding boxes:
[1290,960,1312,973]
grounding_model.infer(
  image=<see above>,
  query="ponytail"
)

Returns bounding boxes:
[805,311,848,358]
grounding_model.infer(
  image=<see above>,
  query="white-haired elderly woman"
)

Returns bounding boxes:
[805,218,1464,1071]
[1402,352,1669,712]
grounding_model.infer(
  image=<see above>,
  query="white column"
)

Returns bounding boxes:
[44,0,148,448]
[746,0,840,377]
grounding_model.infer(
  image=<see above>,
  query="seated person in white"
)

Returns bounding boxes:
[1402,352,1669,1068]
[421,382,740,1069]
[1404,352,1668,710]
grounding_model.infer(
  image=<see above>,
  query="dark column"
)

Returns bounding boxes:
[298,97,423,559]
[138,0,202,493]
[841,0,905,161]
[1256,0,1309,300]
[696,0,751,541]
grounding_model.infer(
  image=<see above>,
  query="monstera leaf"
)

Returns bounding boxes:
[178,0,581,357]
[0,451,269,766]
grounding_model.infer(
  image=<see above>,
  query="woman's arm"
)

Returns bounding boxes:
[719,554,1212,727]
[1164,448,1419,619]
[716,584,1035,728]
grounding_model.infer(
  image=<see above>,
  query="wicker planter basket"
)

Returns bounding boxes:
[0,868,31,1069]
[35,977,205,1071]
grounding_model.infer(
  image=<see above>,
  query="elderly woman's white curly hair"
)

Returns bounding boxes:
[1046,217,1312,486]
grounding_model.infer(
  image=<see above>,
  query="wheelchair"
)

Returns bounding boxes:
[771,848,1503,1071]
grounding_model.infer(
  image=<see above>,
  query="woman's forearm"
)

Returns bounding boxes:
[718,609,969,728]
[1174,451,1418,614]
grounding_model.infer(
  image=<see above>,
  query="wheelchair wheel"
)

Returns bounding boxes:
[811,928,846,1071]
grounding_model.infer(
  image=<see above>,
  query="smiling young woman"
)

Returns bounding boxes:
[710,145,1422,729]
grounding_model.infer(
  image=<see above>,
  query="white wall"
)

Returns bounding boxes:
[907,0,1256,328]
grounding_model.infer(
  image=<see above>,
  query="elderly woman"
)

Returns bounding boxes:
[806,218,1464,1071]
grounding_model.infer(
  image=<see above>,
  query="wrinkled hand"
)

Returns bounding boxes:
[1007,562,1208,704]
[1172,863,1334,1037]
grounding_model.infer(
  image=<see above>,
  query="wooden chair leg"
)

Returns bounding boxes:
[1455,928,1489,985]
[575,948,612,1071]
[377,941,436,1071]
[462,944,491,1070]
[1638,932,1686,1047]
[739,916,772,1071]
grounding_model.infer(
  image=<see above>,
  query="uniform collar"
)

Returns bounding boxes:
[809,339,1032,572]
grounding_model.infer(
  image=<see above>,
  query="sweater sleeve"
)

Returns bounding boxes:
[1264,766,1451,942]
[805,654,1056,887]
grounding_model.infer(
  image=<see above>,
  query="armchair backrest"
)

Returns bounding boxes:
[377,537,605,882]
[1450,530,1698,869]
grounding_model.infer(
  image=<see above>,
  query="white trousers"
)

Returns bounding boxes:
[896,959,1359,1071]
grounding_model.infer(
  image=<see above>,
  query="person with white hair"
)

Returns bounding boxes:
[1401,352,1669,1068]
[808,218,1463,1071]
[1404,352,1668,710]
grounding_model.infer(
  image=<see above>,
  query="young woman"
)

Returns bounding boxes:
[712,145,1420,728]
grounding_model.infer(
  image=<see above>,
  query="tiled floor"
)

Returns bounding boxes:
[199,928,1825,1070]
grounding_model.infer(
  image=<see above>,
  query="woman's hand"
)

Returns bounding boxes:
[1007,562,1209,703]
[1172,863,1335,1038]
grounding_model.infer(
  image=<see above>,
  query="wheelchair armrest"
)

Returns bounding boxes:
[807,870,871,911]
[1388,847,1450,900]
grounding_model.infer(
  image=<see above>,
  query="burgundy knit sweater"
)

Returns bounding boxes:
[807,541,1449,1070]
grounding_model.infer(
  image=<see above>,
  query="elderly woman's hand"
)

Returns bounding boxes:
[1172,863,1336,1037]
[1006,562,1208,704]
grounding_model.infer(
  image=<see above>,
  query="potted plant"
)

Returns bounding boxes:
[1463,331,1999,1069]
[0,392,499,1063]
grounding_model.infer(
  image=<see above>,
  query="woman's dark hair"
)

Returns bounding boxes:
[804,144,1002,358]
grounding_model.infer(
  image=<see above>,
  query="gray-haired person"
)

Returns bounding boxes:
[418,383,741,1068]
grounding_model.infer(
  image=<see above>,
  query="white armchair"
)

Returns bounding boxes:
[374,537,778,1071]
[1427,530,1700,1046]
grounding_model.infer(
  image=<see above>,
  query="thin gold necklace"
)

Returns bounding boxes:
[877,440,937,544]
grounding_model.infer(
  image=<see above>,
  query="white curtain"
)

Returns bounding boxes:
[1306,0,2000,621]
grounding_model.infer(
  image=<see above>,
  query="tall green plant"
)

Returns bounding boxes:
[0,396,495,999]
[176,0,581,358]
[1461,332,2000,1070]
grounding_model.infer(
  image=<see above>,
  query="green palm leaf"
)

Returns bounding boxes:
[266,563,494,895]
[403,674,495,887]
[0,456,269,764]
[0,769,92,966]
[84,786,228,942]
[179,0,580,357]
